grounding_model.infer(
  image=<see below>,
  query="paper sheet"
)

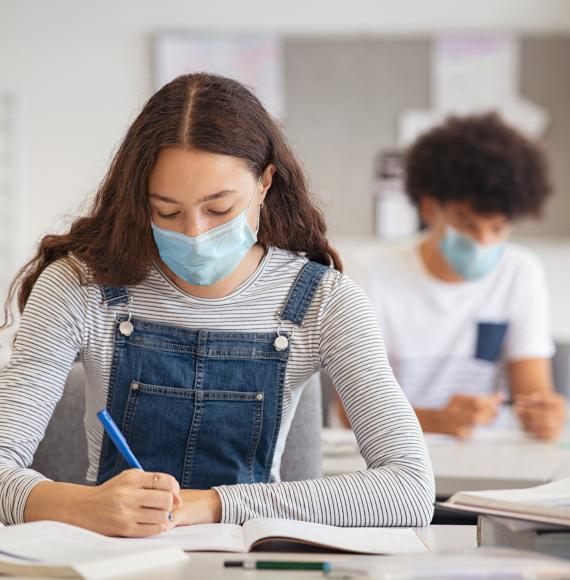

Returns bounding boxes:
[128,523,246,552]
[457,477,570,507]
[0,521,188,579]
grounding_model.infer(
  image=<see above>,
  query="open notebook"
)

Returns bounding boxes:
[0,518,426,577]
[0,521,188,578]
[129,518,429,554]
[440,476,570,526]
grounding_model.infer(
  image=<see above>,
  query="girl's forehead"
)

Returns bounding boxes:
[149,149,254,192]
[151,148,251,175]
[148,149,256,206]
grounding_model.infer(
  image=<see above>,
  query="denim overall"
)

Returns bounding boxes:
[96,260,329,489]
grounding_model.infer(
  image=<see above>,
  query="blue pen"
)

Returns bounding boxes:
[97,409,144,469]
[97,409,173,522]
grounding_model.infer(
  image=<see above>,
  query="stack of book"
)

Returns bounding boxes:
[439,476,570,558]
[478,515,569,559]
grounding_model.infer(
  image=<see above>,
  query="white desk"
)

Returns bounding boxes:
[323,409,570,497]
[125,525,476,579]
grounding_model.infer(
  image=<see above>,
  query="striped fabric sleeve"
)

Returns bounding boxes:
[214,274,435,526]
[0,259,85,524]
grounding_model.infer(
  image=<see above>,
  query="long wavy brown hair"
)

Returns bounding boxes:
[2,73,341,328]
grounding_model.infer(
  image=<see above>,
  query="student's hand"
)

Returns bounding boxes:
[172,489,222,526]
[439,393,503,438]
[514,391,566,441]
[79,469,181,537]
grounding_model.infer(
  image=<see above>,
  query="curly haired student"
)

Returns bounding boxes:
[0,73,434,536]
[342,113,566,441]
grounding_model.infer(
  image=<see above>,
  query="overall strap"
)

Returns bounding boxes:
[100,286,131,308]
[278,261,330,327]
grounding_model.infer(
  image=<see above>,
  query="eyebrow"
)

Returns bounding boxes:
[149,190,238,204]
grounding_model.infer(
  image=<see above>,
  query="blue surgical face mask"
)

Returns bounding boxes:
[151,177,262,286]
[439,225,506,280]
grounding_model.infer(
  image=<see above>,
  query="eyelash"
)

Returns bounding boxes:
[157,207,234,219]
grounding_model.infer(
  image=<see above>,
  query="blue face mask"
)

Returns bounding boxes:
[439,226,506,280]
[151,178,262,286]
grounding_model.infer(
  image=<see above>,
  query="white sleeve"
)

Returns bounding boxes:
[0,258,87,524]
[214,274,435,527]
[503,254,555,361]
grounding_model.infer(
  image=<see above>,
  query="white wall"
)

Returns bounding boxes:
[4,0,570,37]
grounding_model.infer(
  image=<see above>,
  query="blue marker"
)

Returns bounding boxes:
[97,409,144,470]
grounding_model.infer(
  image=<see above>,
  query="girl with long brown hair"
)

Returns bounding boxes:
[0,73,434,536]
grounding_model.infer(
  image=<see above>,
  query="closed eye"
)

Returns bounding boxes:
[208,207,234,216]
[157,211,181,219]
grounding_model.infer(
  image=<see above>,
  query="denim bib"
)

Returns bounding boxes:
[96,260,329,489]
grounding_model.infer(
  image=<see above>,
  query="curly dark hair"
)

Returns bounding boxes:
[405,113,552,218]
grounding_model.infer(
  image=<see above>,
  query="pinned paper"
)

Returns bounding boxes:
[399,35,550,146]
[432,36,519,113]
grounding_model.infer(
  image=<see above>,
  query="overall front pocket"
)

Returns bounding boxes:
[118,381,264,488]
[182,389,265,489]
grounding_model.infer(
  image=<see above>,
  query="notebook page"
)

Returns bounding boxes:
[242,519,428,554]
[0,521,188,575]
[452,477,570,508]
[123,523,246,552]
[0,521,158,563]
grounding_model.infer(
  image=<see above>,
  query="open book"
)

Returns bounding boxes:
[133,518,428,554]
[0,518,426,578]
[440,476,570,526]
[0,521,188,578]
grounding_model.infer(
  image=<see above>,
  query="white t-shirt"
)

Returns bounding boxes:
[347,237,555,409]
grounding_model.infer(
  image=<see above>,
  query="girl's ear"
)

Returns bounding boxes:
[259,164,276,204]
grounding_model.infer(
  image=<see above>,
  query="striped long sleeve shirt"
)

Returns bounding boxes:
[0,246,435,526]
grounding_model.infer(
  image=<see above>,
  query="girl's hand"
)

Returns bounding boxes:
[76,469,181,537]
[172,489,222,526]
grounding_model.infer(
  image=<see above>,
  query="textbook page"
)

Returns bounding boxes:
[241,518,428,554]
[453,476,570,507]
[449,477,570,517]
[0,521,188,578]
[137,523,246,552]
[444,477,570,525]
